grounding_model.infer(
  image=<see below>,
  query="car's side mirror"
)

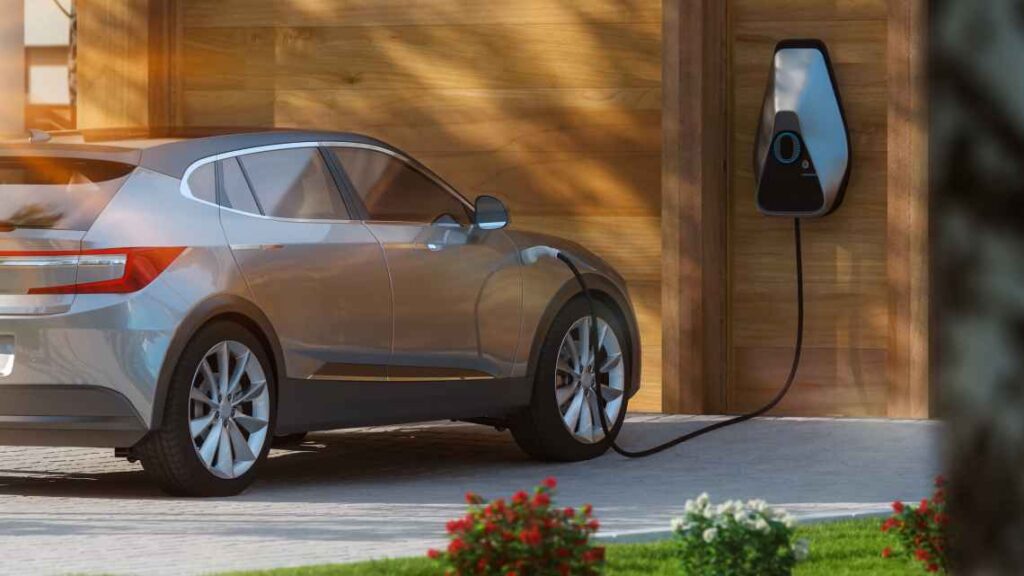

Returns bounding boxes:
[474,195,509,230]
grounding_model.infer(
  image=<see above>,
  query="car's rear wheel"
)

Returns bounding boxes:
[511,297,630,461]
[138,321,274,497]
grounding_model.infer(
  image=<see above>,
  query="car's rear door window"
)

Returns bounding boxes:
[187,162,216,204]
[331,147,470,226]
[219,157,262,215]
[237,148,349,221]
[0,156,134,231]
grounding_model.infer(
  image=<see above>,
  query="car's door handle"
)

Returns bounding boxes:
[231,244,285,251]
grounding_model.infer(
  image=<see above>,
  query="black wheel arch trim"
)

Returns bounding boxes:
[526,275,642,399]
[150,294,286,430]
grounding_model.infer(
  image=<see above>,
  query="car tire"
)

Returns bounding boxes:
[137,321,275,497]
[511,297,631,461]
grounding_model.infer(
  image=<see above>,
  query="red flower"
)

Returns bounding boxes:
[582,547,605,563]
[448,538,467,555]
[882,547,892,558]
[920,499,929,514]
[518,527,542,546]
[484,521,498,534]
[892,501,905,514]
[512,491,529,505]
[532,492,551,507]
[465,491,481,505]
[928,563,939,573]
[427,548,442,560]
[542,477,558,490]
[583,504,594,516]
[586,519,600,531]
[556,548,571,558]
[558,564,571,576]
[915,548,930,561]
[935,475,946,488]
[563,507,575,518]
[935,513,949,526]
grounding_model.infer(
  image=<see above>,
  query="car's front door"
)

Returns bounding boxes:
[210,145,392,430]
[327,144,522,384]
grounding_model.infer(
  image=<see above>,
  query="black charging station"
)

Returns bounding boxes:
[755,39,851,219]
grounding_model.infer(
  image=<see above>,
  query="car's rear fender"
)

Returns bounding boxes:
[149,294,287,431]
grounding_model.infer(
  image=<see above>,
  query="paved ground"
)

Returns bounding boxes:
[0,415,942,575]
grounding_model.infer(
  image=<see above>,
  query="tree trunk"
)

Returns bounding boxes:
[931,0,1024,573]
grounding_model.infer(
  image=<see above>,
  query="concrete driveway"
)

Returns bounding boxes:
[0,415,942,575]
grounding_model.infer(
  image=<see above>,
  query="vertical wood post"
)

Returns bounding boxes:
[662,0,728,414]
[0,0,25,138]
[887,0,930,418]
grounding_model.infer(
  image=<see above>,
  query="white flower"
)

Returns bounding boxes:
[782,514,796,529]
[747,499,768,513]
[702,527,718,543]
[733,510,748,524]
[696,492,710,508]
[753,518,770,533]
[702,507,716,519]
[671,517,688,532]
[793,538,810,561]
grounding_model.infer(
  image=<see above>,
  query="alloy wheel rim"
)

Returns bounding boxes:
[188,341,270,479]
[555,316,625,444]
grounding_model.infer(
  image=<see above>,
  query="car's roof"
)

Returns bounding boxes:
[140,131,412,179]
[0,129,414,180]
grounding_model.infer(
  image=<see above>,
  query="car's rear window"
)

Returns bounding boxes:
[0,157,134,231]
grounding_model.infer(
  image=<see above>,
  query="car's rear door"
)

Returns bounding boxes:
[207,144,392,430]
[326,144,522,390]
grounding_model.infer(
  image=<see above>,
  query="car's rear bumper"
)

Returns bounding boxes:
[0,385,147,447]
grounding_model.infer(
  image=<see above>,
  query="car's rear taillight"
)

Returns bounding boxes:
[12,247,187,295]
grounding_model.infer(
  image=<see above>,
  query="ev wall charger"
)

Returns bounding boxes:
[755,39,851,218]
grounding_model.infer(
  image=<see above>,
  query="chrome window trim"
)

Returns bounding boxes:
[179,142,361,225]
[321,141,477,220]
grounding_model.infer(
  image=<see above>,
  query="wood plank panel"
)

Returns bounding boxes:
[77,0,152,129]
[183,0,661,28]
[726,5,890,416]
[731,347,887,416]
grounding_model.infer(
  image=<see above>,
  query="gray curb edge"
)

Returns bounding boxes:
[594,509,891,545]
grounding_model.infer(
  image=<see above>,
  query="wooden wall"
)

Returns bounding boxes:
[727,1,891,416]
[169,0,664,411]
[724,0,933,414]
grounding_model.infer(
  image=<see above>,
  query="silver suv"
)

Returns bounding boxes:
[0,131,640,496]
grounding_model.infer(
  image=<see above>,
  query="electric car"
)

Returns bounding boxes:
[0,130,641,496]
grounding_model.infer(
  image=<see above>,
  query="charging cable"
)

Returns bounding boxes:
[555,218,804,458]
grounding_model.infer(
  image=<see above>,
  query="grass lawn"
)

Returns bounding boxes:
[225,517,920,575]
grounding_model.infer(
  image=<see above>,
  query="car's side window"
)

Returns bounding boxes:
[331,147,470,226]
[187,162,216,204]
[238,148,349,221]
[219,157,262,215]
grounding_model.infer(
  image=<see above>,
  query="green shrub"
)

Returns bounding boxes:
[427,477,603,576]
[672,493,807,576]
[881,475,949,574]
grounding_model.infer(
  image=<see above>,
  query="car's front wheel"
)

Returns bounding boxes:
[138,321,274,497]
[511,297,631,461]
